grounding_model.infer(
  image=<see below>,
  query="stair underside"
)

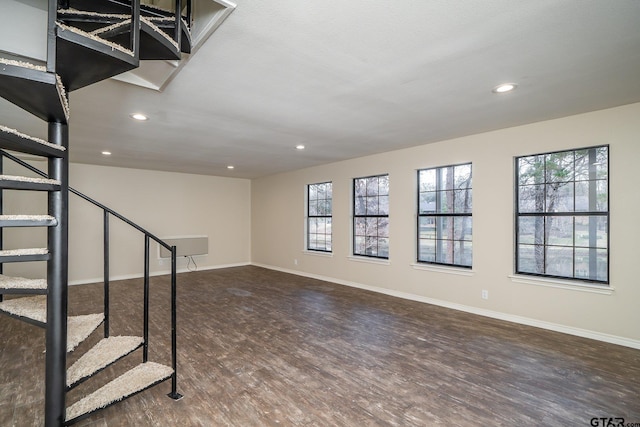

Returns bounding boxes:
[153,17,192,54]
[67,335,144,388]
[0,174,61,191]
[56,23,137,91]
[63,1,191,53]
[0,125,67,158]
[56,10,131,38]
[57,14,182,62]
[0,60,69,123]
[65,0,186,20]
[65,362,173,425]
[101,17,181,60]
[0,274,47,295]
[139,17,180,59]
[0,214,57,227]
[0,248,50,263]
[0,295,103,351]
[140,15,191,54]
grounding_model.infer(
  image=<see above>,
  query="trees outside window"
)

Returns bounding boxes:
[417,163,472,267]
[353,175,389,258]
[307,182,332,252]
[516,146,609,283]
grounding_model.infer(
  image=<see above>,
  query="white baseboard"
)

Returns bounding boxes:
[252,263,640,350]
[68,262,251,286]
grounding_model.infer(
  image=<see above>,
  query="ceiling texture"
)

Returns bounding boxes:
[3,0,640,179]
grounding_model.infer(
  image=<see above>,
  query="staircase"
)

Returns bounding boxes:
[0,1,189,425]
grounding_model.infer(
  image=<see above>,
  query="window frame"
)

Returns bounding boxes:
[352,174,390,259]
[416,162,473,269]
[306,181,333,253]
[514,145,610,285]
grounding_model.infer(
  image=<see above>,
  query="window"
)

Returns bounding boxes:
[417,163,472,267]
[353,174,389,258]
[515,146,609,283]
[307,182,332,252]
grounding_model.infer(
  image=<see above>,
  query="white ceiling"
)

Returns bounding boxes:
[3,0,640,179]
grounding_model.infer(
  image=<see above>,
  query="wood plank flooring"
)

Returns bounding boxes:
[1,265,639,426]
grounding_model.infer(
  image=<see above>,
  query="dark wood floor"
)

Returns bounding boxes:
[1,266,639,426]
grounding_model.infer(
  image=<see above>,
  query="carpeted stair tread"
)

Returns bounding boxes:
[0,59,70,122]
[65,362,173,423]
[0,58,46,72]
[0,295,47,323]
[67,336,144,387]
[57,8,130,19]
[0,214,57,227]
[0,248,49,256]
[0,125,66,153]
[0,175,61,185]
[0,214,56,221]
[67,313,104,352]
[0,274,47,291]
[56,22,134,57]
[147,16,174,22]
[0,175,61,191]
[0,248,50,263]
[0,297,103,347]
[91,20,131,37]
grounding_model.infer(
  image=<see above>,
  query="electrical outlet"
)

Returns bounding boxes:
[294,259,298,265]
[481,290,489,300]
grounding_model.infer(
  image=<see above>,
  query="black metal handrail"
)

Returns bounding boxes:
[0,149,180,398]
[0,151,172,250]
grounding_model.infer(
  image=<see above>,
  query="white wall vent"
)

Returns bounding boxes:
[159,235,208,258]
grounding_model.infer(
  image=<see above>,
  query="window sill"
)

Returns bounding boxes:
[303,250,333,258]
[348,256,390,266]
[411,263,474,276]
[509,275,614,295]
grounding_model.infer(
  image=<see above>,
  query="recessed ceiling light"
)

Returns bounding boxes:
[492,83,517,94]
[295,144,305,150]
[101,151,112,156]
[227,165,235,169]
[130,113,148,121]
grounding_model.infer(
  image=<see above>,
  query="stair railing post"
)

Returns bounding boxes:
[174,0,183,50]
[168,245,182,400]
[44,121,69,427]
[104,210,110,338]
[131,0,141,57]
[186,0,193,28]
[46,0,57,73]
[143,235,150,362]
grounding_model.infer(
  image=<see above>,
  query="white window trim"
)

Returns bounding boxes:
[411,263,474,276]
[509,274,614,295]
[348,255,391,266]
[303,249,334,258]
